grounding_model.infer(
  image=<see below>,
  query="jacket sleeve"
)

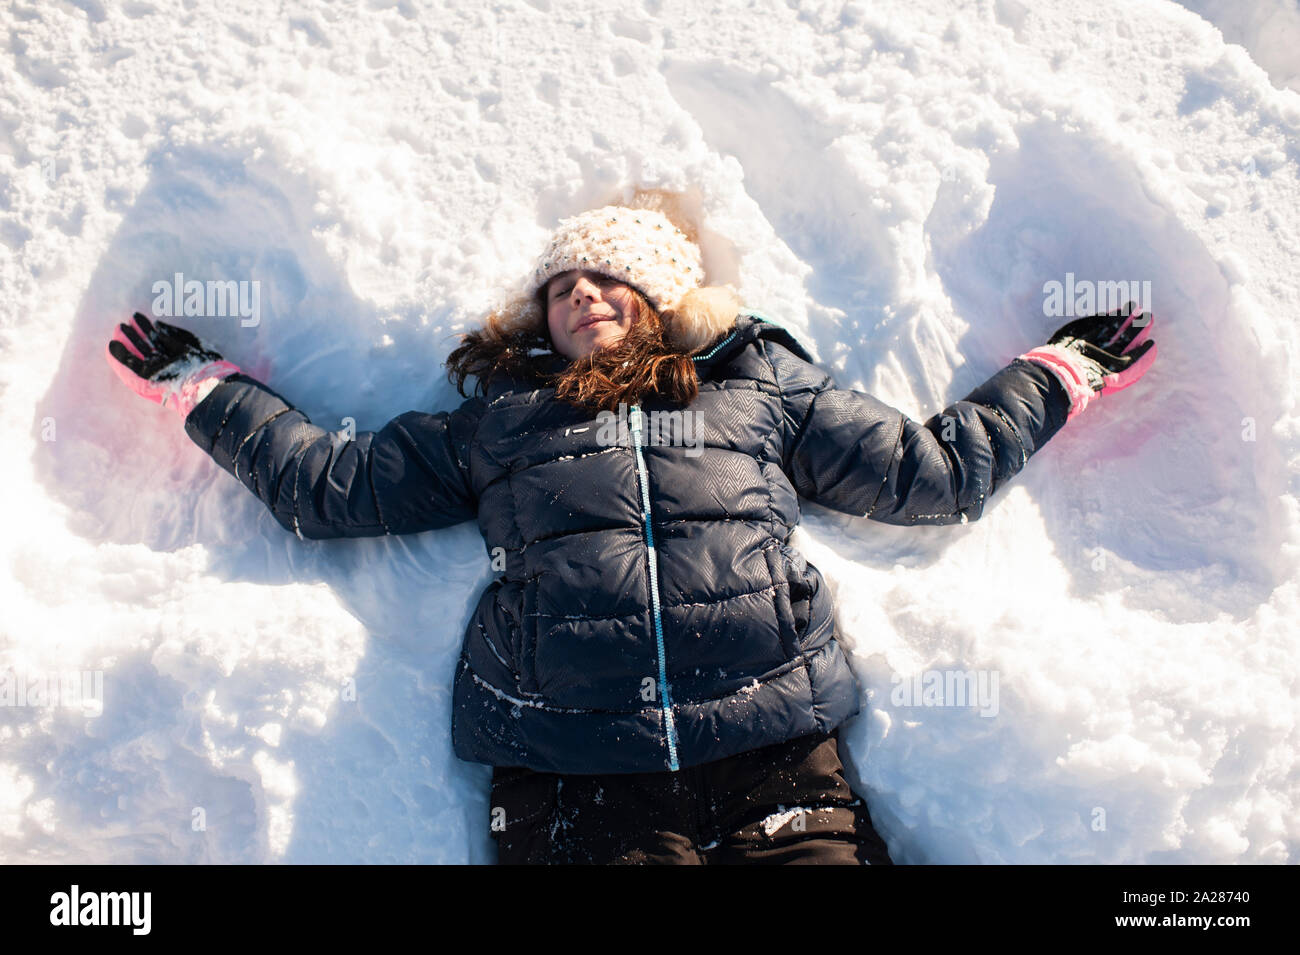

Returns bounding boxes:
[182,373,485,540]
[767,339,1071,525]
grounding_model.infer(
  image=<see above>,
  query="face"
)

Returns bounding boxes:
[545,269,638,360]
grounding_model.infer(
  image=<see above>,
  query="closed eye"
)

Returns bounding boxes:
[551,273,618,300]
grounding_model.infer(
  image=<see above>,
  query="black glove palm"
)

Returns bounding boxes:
[1018,301,1158,421]
[1044,302,1156,392]
[105,313,240,418]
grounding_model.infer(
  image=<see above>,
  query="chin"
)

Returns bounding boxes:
[579,328,626,351]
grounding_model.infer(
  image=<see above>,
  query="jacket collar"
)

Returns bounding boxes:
[690,310,816,371]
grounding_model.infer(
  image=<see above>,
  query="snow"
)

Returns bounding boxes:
[1170,0,1300,94]
[759,805,835,837]
[1,0,1297,864]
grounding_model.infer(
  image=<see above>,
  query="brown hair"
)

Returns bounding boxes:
[445,187,742,415]
[444,282,700,415]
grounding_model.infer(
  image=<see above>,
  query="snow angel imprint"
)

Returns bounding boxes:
[105,189,1157,865]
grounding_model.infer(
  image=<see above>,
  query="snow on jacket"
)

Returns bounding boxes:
[182,310,1071,774]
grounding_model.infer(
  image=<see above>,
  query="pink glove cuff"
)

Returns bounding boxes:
[175,361,241,418]
[1018,344,1095,422]
[105,333,240,420]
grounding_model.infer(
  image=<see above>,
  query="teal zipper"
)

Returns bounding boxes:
[628,403,679,771]
[692,310,799,365]
[691,331,737,362]
[625,310,781,768]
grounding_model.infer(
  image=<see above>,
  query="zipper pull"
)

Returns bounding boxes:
[628,403,643,446]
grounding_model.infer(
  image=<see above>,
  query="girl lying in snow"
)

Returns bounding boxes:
[106,190,1156,865]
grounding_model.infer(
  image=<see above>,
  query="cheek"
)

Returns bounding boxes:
[546,304,566,339]
[609,290,635,322]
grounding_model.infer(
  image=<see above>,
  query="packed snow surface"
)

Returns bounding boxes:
[1,0,1297,863]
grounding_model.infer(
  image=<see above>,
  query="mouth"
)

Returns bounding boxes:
[575,314,616,331]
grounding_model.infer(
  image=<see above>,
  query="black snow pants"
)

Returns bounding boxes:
[488,728,894,865]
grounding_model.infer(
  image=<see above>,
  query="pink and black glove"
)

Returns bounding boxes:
[106,313,241,419]
[1019,302,1157,422]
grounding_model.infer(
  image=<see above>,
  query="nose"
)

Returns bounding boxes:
[570,274,601,302]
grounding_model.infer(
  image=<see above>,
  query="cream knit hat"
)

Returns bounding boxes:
[488,194,742,356]
[527,205,705,310]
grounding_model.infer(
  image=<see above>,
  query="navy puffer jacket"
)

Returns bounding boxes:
[183,311,1070,774]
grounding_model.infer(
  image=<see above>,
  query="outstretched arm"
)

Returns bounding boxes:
[107,313,484,540]
[771,305,1156,525]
